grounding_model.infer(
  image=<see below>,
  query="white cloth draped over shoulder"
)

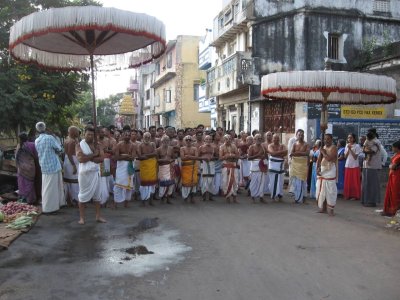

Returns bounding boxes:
[78,139,101,203]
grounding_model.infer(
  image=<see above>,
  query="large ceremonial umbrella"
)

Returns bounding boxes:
[9,5,166,127]
[261,69,397,140]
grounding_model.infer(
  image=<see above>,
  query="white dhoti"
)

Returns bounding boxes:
[98,158,113,204]
[201,161,215,195]
[239,159,251,186]
[158,163,175,198]
[42,171,65,213]
[222,162,239,197]
[140,185,156,201]
[316,163,337,209]
[268,156,285,199]
[63,156,79,202]
[78,170,101,203]
[113,160,135,203]
[291,156,308,203]
[77,140,101,203]
[210,160,222,195]
[249,160,265,198]
[262,159,270,194]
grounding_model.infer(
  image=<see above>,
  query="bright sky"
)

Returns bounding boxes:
[97,0,222,99]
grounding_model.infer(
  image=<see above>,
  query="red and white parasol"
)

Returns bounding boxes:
[9,6,166,126]
[261,70,397,135]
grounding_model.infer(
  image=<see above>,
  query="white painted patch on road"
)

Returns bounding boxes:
[99,226,192,277]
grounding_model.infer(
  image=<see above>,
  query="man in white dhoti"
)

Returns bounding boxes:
[290,129,310,203]
[35,122,65,214]
[238,132,251,188]
[138,132,158,206]
[248,134,267,203]
[268,134,288,201]
[262,132,273,194]
[76,126,106,224]
[220,135,240,203]
[287,135,298,194]
[113,126,137,208]
[63,126,80,206]
[199,135,217,201]
[156,135,175,204]
[316,134,338,216]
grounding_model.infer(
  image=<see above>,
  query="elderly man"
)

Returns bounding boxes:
[268,134,288,201]
[156,135,176,204]
[76,126,106,224]
[290,129,310,204]
[220,134,240,203]
[316,134,338,216]
[63,126,80,207]
[113,125,137,208]
[199,135,217,201]
[138,132,158,206]
[35,121,65,214]
[262,131,273,194]
[248,134,267,203]
[180,135,199,203]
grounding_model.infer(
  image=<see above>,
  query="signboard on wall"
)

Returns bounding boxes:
[341,106,386,119]
[308,103,341,119]
[329,119,400,147]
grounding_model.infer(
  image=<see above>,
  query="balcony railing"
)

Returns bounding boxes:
[206,51,252,97]
[211,0,253,47]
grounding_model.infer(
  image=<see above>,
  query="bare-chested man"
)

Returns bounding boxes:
[220,134,240,203]
[180,135,200,203]
[95,127,114,206]
[238,131,251,188]
[157,135,175,204]
[316,134,338,216]
[199,135,217,201]
[290,129,310,204]
[76,126,106,225]
[149,125,161,148]
[113,125,137,208]
[63,126,80,206]
[247,134,267,203]
[261,131,273,195]
[268,134,288,201]
[138,132,158,206]
[130,129,142,199]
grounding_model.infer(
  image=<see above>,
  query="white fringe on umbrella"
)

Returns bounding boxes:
[9,6,166,70]
[261,71,397,105]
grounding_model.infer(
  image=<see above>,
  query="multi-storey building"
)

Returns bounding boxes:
[252,0,400,142]
[207,0,255,133]
[198,29,218,128]
[141,36,210,129]
[206,0,400,142]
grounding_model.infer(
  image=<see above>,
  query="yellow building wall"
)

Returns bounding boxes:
[181,63,211,128]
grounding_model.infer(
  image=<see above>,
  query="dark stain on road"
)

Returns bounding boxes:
[125,245,154,255]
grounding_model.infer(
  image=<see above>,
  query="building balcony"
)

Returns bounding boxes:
[151,71,176,89]
[199,47,212,70]
[211,0,254,48]
[206,51,253,97]
[198,97,216,113]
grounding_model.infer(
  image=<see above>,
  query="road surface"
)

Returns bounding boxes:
[0,192,399,300]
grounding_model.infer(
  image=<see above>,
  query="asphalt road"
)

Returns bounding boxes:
[0,191,399,300]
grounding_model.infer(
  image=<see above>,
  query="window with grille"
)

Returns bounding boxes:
[328,34,339,60]
[164,90,171,103]
[374,0,390,13]
[145,89,150,100]
[193,84,200,101]
[263,102,295,133]
[324,31,347,63]
[167,52,173,68]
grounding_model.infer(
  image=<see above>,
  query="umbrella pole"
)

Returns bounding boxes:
[90,54,97,143]
[320,92,330,146]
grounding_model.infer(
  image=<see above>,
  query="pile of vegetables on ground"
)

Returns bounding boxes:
[0,202,39,230]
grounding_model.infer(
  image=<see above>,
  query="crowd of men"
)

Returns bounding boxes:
[25,121,392,225]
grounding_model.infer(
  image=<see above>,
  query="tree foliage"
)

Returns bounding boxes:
[0,0,101,136]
